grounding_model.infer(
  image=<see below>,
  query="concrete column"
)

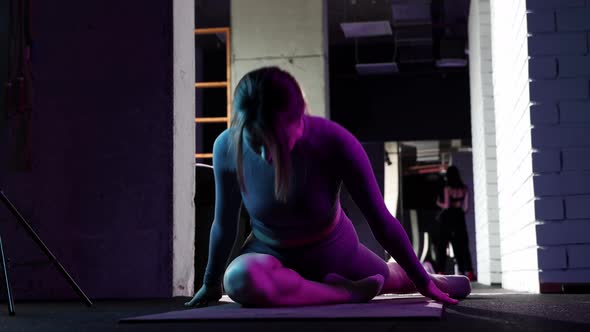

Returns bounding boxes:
[384,142,400,218]
[450,151,477,277]
[172,0,196,297]
[468,0,501,285]
[230,0,330,118]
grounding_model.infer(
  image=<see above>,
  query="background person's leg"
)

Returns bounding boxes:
[450,216,473,275]
[435,219,451,273]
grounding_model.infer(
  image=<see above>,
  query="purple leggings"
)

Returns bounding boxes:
[239,212,390,283]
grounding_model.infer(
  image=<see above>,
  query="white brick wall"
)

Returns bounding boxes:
[483,0,590,292]
[527,0,590,286]
[468,0,502,285]
[490,0,540,293]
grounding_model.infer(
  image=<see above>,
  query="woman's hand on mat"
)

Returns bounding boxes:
[417,280,459,305]
[184,284,223,307]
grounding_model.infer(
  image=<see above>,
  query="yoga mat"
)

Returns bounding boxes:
[120,295,444,322]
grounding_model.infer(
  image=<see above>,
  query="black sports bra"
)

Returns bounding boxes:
[450,195,464,202]
[447,186,466,203]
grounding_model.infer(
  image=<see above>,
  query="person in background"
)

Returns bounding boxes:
[436,166,475,281]
[186,67,471,308]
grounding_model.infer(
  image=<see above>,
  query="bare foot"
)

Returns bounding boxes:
[430,274,471,299]
[322,273,384,303]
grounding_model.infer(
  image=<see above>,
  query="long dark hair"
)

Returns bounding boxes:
[231,67,306,202]
[445,165,466,189]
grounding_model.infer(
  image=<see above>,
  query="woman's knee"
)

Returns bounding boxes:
[223,253,281,306]
[355,245,390,280]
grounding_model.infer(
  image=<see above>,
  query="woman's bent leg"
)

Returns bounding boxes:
[292,217,470,300]
[223,253,384,307]
[382,262,471,299]
[320,243,471,299]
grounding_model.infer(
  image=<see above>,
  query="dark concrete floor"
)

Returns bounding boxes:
[1,284,589,332]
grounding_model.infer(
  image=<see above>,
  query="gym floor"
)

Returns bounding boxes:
[1,284,589,332]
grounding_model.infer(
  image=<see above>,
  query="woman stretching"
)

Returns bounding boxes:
[186,67,470,308]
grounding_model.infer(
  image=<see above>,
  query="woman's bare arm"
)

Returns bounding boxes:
[332,124,431,289]
[202,131,243,287]
[462,190,469,213]
[436,187,449,209]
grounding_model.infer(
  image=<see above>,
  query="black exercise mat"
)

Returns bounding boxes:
[120,294,444,322]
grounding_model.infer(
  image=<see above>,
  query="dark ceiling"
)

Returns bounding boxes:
[328,0,469,44]
[328,0,470,76]
[196,0,470,75]
[195,0,473,142]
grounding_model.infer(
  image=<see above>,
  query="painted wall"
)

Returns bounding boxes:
[0,0,178,299]
[231,0,330,119]
[0,0,7,123]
